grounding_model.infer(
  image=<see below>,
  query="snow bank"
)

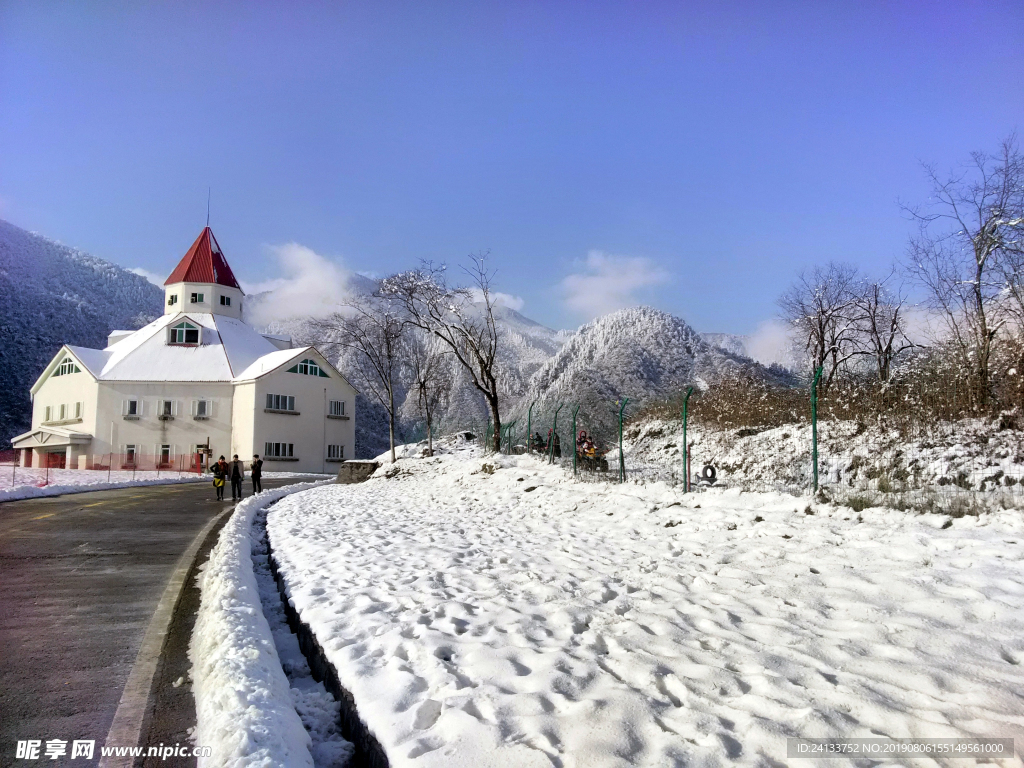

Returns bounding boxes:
[190,482,332,768]
[266,448,1024,767]
[624,416,1024,509]
[0,469,205,503]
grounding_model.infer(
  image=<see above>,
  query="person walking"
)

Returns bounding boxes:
[230,454,245,500]
[212,455,227,501]
[251,454,263,494]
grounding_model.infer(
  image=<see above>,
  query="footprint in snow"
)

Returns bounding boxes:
[413,699,443,730]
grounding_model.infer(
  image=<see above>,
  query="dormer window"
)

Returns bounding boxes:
[53,356,81,376]
[169,321,200,345]
[190,292,205,304]
[287,358,329,377]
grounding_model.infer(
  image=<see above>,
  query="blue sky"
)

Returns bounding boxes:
[1,2,1021,333]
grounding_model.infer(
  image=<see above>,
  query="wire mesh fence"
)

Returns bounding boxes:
[454,378,1024,514]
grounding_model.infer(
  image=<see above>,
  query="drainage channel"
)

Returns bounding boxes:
[252,501,389,768]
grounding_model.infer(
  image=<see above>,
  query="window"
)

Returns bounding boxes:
[264,442,295,458]
[327,444,344,460]
[287,358,329,377]
[126,399,139,416]
[167,294,178,306]
[328,400,346,417]
[194,399,209,419]
[170,321,200,345]
[125,444,137,464]
[53,356,81,376]
[161,400,174,417]
[44,406,52,422]
[265,394,296,412]
[220,295,231,306]
[159,445,171,465]
[74,402,82,419]
[190,292,204,304]
[59,404,67,420]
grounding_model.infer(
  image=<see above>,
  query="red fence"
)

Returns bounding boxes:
[85,453,205,474]
[0,450,204,490]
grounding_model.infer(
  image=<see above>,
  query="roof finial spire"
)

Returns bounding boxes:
[206,187,211,228]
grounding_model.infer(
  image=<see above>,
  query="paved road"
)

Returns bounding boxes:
[0,479,306,767]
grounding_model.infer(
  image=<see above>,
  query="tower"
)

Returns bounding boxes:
[163,227,244,319]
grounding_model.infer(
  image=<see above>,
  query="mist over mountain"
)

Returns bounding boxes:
[0,219,163,445]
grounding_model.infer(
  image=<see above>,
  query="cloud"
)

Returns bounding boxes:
[561,251,669,320]
[469,288,525,311]
[745,319,798,367]
[242,243,354,327]
[128,267,165,286]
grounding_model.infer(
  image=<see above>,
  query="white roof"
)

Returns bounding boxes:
[52,313,313,384]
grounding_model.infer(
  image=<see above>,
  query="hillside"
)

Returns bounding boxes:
[517,306,780,439]
[0,220,163,445]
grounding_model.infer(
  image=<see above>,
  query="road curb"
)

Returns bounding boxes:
[99,506,234,767]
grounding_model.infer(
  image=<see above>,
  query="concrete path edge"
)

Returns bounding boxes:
[98,506,235,767]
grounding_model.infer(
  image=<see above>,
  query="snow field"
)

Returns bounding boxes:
[266,449,1024,767]
[190,482,333,768]
[0,467,205,503]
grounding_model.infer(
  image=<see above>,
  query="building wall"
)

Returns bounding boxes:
[96,381,235,463]
[245,355,356,473]
[230,380,256,462]
[30,365,100,465]
[164,282,244,320]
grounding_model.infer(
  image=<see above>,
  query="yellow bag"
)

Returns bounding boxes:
[213,477,224,488]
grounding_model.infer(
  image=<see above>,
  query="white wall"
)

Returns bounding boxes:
[97,381,235,462]
[165,282,244,319]
[243,354,356,473]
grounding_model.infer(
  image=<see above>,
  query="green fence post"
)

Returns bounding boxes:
[549,403,563,464]
[681,386,693,493]
[811,365,823,493]
[527,401,536,454]
[617,398,629,483]
[571,405,581,477]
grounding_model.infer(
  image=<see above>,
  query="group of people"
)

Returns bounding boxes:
[529,429,602,465]
[576,430,597,461]
[211,454,264,501]
[531,430,561,457]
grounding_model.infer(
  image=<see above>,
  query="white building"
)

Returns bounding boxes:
[11,227,356,474]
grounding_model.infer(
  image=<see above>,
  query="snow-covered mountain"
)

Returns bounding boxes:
[514,307,781,439]
[701,332,751,359]
[0,219,163,445]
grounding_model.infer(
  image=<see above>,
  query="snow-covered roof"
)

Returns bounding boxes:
[33,313,318,390]
[232,347,312,381]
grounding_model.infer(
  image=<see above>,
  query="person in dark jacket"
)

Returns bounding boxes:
[230,454,245,500]
[251,454,263,494]
[212,455,227,500]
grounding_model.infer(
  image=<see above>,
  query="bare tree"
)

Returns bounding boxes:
[852,270,917,384]
[381,255,505,451]
[904,135,1024,403]
[309,295,406,462]
[406,330,452,456]
[778,262,861,395]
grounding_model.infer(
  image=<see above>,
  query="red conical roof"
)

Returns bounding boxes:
[164,227,243,291]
